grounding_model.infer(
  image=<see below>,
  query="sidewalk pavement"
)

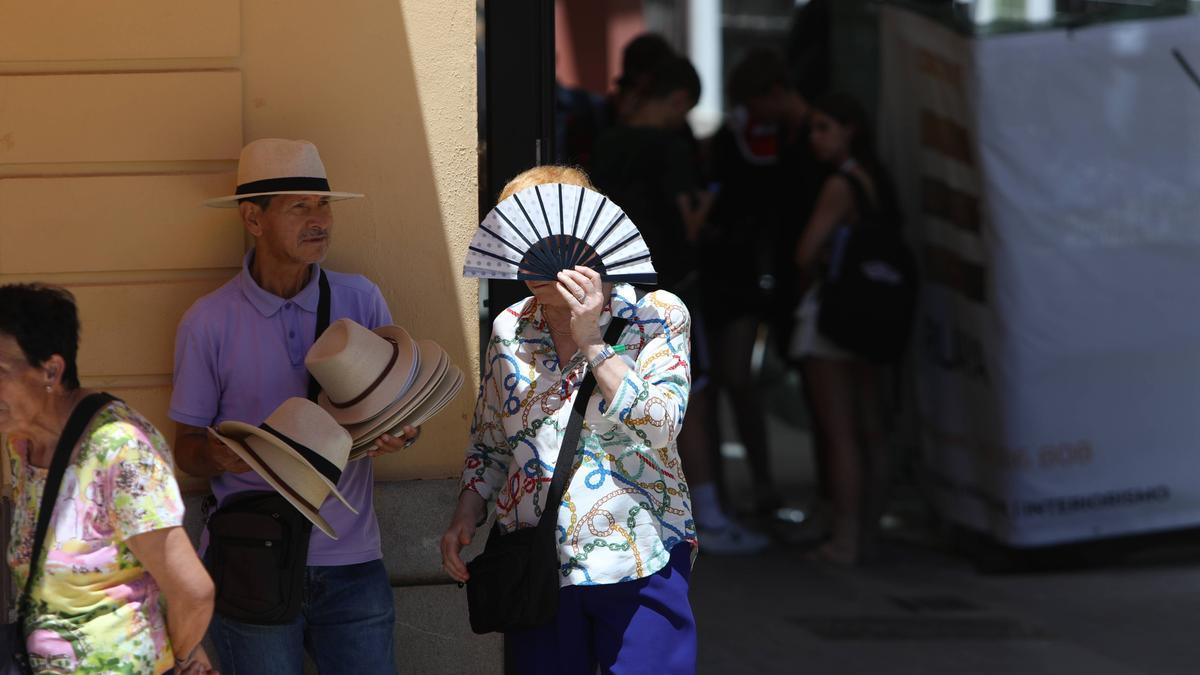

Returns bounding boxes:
[692,367,1200,675]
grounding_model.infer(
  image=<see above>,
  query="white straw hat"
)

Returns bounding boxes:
[211,398,357,539]
[204,138,364,207]
[344,339,450,444]
[305,319,420,425]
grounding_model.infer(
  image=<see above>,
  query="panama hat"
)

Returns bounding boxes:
[204,138,364,207]
[211,398,357,539]
[351,364,464,459]
[306,319,420,425]
[344,340,451,449]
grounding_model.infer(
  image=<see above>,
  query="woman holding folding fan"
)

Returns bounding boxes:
[0,283,216,675]
[443,166,698,674]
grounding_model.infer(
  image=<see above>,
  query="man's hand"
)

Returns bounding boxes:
[174,423,251,478]
[367,424,421,458]
[206,429,253,473]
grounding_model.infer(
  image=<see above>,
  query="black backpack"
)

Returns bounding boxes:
[817,171,917,364]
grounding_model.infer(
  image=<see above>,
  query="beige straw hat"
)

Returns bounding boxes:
[211,398,357,539]
[305,319,420,425]
[344,339,450,447]
[204,138,364,207]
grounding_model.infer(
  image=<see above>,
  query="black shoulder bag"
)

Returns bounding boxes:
[204,270,328,625]
[817,172,918,364]
[3,393,115,675]
[465,314,630,635]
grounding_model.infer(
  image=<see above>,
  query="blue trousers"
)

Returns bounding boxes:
[209,559,396,675]
[507,544,697,675]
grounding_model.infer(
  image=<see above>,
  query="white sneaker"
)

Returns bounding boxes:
[697,521,770,555]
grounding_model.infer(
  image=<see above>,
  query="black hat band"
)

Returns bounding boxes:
[235,176,333,195]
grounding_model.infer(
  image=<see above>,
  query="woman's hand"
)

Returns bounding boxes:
[125,527,214,674]
[178,644,219,675]
[554,266,605,348]
[440,490,487,583]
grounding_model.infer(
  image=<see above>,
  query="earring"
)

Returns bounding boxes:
[45,384,52,392]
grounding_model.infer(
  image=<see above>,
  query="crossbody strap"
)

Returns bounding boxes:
[306,269,332,403]
[536,312,632,533]
[839,170,881,224]
[18,392,117,623]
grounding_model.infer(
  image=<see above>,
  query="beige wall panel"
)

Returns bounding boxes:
[242,0,478,481]
[0,72,241,164]
[0,173,242,274]
[71,277,229,377]
[0,1,240,61]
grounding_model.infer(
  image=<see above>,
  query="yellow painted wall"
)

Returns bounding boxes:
[0,0,478,485]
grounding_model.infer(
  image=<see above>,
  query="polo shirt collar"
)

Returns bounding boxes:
[238,248,323,317]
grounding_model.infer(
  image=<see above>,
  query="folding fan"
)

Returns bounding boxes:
[463,183,657,284]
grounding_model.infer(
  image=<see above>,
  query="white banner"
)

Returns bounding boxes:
[880,7,1200,545]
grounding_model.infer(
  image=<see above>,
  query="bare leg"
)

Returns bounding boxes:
[854,361,889,560]
[714,315,778,512]
[804,356,861,563]
[678,382,715,484]
[800,359,832,505]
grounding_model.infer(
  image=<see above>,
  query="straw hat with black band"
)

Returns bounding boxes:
[210,398,357,539]
[204,138,364,207]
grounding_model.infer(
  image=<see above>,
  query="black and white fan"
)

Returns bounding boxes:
[463,183,657,284]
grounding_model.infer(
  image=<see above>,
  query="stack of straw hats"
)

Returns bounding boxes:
[306,319,464,459]
[208,319,463,537]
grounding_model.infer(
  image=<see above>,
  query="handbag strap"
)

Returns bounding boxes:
[839,169,881,223]
[17,392,117,623]
[536,311,633,534]
[306,269,332,403]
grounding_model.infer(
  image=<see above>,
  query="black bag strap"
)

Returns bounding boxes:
[17,392,117,624]
[536,313,632,533]
[839,169,880,223]
[306,269,332,402]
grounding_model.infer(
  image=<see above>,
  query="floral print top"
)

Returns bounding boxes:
[461,283,697,586]
[6,400,185,675]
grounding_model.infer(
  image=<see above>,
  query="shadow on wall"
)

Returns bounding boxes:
[239,0,477,480]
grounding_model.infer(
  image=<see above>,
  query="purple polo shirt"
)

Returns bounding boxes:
[169,249,392,565]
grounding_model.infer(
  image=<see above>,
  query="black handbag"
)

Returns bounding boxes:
[202,270,329,625]
[817,172,917,364]
[205,491,311,624]
[465,315,629,635]
[3,393,116,675]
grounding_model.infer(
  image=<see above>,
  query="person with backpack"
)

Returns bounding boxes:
[791,93,914,564]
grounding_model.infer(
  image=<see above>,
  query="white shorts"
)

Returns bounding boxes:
[788,285,855,361]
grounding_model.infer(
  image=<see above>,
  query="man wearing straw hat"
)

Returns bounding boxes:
[169,138,418,674]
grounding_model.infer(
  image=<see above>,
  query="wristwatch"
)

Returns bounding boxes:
[588,344,626,369]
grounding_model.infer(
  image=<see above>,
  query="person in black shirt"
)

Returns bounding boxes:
[592,55,769,554]
[702,49,823,519]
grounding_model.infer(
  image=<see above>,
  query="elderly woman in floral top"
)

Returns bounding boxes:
[1,284,215,675]
[441,166,698,675]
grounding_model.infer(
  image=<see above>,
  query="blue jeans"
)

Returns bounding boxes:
[210,560,396,675]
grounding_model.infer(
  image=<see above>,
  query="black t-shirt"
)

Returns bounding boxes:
[704,120,825,319]
[590,125,700,292]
